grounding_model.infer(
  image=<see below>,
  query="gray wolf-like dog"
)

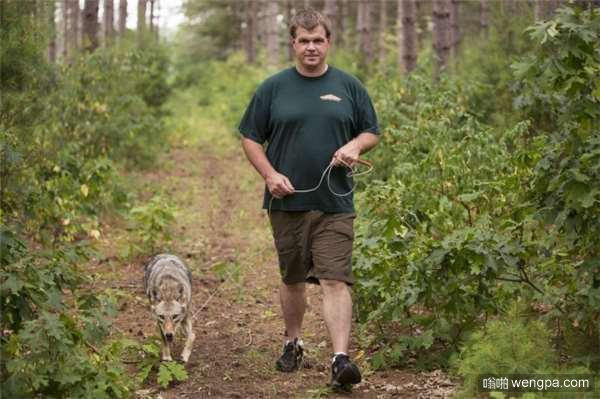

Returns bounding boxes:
[144,254,195,362]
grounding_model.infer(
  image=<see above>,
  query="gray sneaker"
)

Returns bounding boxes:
[275,338,304,372]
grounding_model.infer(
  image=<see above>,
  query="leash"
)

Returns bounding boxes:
[268,158,374,218]
[190,270,233,321]
[191,159,374,321]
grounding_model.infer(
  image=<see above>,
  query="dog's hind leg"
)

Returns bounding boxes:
[181,316,195,363]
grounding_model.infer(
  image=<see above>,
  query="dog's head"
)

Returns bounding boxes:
[151,278,188,342]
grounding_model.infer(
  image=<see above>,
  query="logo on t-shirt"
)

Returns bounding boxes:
[320,94,342,102]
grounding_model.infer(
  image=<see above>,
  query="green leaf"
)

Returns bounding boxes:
[1,274,24,294]
[157,363,173,388]
[165,361,188,382]
[458,191,484,203]
[137,364,153,384]
[547,22,559,38]
[371,351,387,371]
[142,342,160,357]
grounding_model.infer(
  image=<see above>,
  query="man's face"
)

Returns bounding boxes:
[292,25,330,71]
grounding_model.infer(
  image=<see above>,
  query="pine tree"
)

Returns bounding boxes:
[82,0,99,52]
[398,0,417,73]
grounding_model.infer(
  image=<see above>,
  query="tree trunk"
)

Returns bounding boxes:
[433,0,451,77]
[119,0,127,35]
[154,0,160,39]
[137,0,147,42]
[505,0,516,52]
[48,1,57,62]
[357,0,373,65]
[266,0,279,66]
[61,0,80,59]
[104,0,114,44]
[479,0,489,38]
[70,0,80,52]
[449,0,460,58]
[244,0,257,64]
[415,0,428,49]
[534,0,559,20]
[337,0,346,47]
[378,0,387,66]
[82,0,99,52]
[323,0,337,43]
[62,1,69,59]
[149,0,155,34]
[398,0,417,73]
[286,0,294,61]
[534,0,544,20]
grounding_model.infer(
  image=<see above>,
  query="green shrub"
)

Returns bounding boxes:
[353,4,600,372]
[452,307,555,398]
[189,52,268,131]
[129,338,188,388]
[123,194,177,258]
[0,3,174,396]
[354,72,532,348]
[511,5,600,344]
[0,230,133,398]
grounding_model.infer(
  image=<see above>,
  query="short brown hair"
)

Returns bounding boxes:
[289,8,331,39]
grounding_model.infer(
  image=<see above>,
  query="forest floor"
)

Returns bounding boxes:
[90,91,458,398]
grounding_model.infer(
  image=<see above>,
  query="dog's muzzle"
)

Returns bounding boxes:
[165,332,174,342]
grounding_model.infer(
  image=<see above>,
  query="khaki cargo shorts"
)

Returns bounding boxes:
[269,211,356,285]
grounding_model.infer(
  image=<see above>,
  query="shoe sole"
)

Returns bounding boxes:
[330,383,353,393]
[275,357,303,372]
[275,363,298,372]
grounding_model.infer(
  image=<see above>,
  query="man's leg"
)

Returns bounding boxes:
[280,282,306,340]
[276,282,306,372]
[320,279,352,353]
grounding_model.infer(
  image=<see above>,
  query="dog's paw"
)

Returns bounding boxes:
[181,351,191,363]
[161,355,173,362]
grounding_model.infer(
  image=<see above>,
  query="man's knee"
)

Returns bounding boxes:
[282,282,306,294]
[320,279,348,293]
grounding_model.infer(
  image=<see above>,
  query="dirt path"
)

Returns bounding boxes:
[96,99,457,398]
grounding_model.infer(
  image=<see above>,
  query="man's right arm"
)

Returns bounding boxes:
[241,137,295,199]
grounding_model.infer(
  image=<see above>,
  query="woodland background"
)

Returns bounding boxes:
[1,0,599,397]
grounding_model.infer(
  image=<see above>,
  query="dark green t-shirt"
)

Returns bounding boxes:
[239,66,379,213]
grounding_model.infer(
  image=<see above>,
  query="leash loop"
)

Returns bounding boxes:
[268,158,374,217]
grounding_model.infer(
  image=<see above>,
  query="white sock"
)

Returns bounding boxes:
[332,352,347,363]
[285,338,304,347]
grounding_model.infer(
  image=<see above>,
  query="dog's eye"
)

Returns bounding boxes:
[158,315,165,321]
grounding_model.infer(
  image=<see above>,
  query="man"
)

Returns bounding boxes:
[238,8,379,390]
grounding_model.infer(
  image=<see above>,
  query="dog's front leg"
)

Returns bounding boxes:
[160,329,173,361]
[180,316,195,363]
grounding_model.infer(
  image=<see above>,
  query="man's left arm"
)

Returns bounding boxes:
[331,132,380,167]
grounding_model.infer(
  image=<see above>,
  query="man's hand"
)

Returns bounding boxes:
[266,171,295,199]
[331,133,380,167]
[331,140,361,167]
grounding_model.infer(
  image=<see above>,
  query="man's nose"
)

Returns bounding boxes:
[307,41,316,50]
